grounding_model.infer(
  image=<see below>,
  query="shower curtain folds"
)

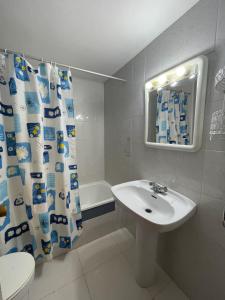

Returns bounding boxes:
[0,53,82,261]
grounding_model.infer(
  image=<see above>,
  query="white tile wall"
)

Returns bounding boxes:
[104,0,225,299]
[74,77,104,184]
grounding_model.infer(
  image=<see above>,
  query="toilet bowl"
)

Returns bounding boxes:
[0,252,35,300]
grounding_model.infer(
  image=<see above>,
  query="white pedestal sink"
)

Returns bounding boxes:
[111,180,197,288]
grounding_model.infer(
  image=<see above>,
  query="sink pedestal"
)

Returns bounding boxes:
[135,219,158,288]
[111,180,197,287]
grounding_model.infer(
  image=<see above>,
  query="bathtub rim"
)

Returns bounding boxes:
[79,180,114,211]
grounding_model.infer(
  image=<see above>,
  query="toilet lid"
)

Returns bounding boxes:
[0,252,35,300]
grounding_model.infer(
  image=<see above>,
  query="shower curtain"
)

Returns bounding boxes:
[0,53,82,261]
[156,89,190,145]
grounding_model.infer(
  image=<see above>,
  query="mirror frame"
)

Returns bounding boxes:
[144,55,208,152]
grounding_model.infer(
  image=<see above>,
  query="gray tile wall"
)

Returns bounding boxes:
[104,0,225,298]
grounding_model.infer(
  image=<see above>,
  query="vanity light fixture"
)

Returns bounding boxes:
[145,60,200,93]
[176,66,186,77]
[145,81,153,90]
[158,74,167,85]
[170,81,178,87]
[189,73,197,80]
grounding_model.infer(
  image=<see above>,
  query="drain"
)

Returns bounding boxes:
[145,208,152,213]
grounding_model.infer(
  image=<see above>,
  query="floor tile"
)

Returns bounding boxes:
[77,231,120,273]
[112,228,136,269]
[111,228,135,252]
[155,282,189,300]
[112,229,175,299]
[42,276,91,300]
[29,228,188,300]
[122,245,135,268]
[147,265,172,298]
[85,255,152,300]
[30,249,83,300]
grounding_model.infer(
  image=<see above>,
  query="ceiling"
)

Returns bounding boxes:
[0,0,199,80]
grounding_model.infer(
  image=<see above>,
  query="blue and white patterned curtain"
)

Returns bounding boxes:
[156,89,190,145]
[0,54,82,261]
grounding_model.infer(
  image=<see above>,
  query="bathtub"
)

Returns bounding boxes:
[79,181,115,221]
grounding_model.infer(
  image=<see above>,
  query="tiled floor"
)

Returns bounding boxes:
[29,228,189,300]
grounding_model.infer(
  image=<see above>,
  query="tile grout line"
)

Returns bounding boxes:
[83,274,94,300]
[79,229,183,300]
[111,231,177,300]
[76,230,123,275]
[38,290,56,300]
[32,249,85,300]
[79,251,123,276]
[76,233,126,300]
[40,274,88,300]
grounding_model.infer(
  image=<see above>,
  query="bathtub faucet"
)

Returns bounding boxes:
[149,181,168,194]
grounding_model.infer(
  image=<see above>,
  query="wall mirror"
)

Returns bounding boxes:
[145,56,208,151]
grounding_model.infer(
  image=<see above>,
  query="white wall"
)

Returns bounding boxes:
[74,77,104,184]
[104,0,225,299]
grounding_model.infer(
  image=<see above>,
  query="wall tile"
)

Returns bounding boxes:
[104,1,224,299]
[131,115,145,144]
[75,77,104,184]
[176,150,203,193]
[132,50,146,84]
[130,142,160,181]
[202,39,225,151]
[202,98,225,151]
[145,0,218,81]
[202,150,225,200]
[172,184,201,205]
[197,194,225,249]
[216,0,225,42]
[163,225,225,300]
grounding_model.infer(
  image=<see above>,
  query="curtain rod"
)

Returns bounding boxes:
[0,48,126,82]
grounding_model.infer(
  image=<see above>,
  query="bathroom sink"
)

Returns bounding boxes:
[111,180,196,232]
[111,180,197,288]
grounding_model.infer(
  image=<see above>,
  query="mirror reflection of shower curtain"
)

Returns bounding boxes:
[156,89,190,145]
[0,53,82,261]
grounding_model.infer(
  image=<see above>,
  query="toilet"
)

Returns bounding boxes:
[0,252,35,300]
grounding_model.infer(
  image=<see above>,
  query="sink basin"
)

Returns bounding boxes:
[111,180,197,287]
[111,180,196,232]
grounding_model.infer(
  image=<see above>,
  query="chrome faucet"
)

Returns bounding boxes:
[149,181,168,194]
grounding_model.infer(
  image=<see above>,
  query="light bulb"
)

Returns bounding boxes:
[189,73,196,80]
[171,81,178,87]
[158,74,167,85]
[145,81,153,90]
[176,66,186,77]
